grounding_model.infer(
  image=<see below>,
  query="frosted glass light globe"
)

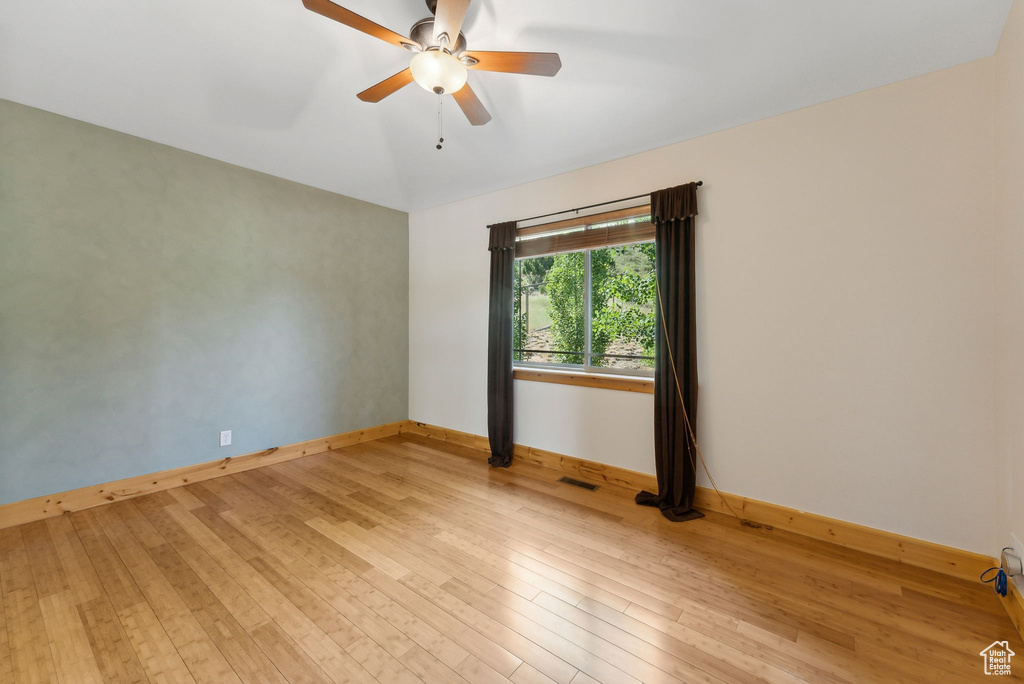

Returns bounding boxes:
[410,50,468,95]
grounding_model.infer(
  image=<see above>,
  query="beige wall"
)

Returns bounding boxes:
[996,0,1024,560]
[410,58,999,554]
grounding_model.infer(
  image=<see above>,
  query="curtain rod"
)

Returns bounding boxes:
[504,181,703,227]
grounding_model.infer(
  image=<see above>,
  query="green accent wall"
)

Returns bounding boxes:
[0,98,409,504]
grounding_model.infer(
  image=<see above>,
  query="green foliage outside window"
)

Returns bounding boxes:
[546,251,612,363]
[514,233,656,369]
[592,243,656,361]
[520,255,553,287]
[513,261,525,362]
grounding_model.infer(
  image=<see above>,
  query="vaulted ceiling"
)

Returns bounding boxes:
[0,0,1012,210]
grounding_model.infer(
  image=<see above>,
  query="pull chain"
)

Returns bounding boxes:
[436,93,444,150]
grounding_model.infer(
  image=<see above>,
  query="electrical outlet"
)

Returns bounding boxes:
[220,430,232,447]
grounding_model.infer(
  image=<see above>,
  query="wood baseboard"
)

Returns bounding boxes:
[401,420,995,585]
[1003,579,1024,639]
[0,421,405,530]
[399,420,654,489]
[691,487,996,584]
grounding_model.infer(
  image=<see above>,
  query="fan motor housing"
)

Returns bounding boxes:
[410,18,467,55]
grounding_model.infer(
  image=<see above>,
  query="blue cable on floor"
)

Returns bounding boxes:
[981,547,1015,597]
[982,566,1007,597]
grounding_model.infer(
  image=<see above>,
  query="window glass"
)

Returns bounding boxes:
[513,236,655,376]
[590,243,655,371]
[514,253,584,365]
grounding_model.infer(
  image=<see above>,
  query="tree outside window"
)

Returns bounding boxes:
[514,241,655,374]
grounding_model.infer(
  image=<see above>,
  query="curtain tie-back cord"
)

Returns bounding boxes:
[653,267,755,526]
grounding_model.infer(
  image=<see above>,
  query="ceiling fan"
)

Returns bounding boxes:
[301,0,562,127]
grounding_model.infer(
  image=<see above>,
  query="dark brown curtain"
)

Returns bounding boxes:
[487,221,517,467]
[636,183,703,521]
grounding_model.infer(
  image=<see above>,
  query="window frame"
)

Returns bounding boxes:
[513,238,656,379]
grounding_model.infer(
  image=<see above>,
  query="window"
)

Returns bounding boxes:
[513,214,655,376]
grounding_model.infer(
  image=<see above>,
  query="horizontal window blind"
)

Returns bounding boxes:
[516,205,651,238]
[515,204,653,258]
[516,222,654,258]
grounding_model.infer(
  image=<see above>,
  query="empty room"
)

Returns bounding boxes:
[3,0,1024,681]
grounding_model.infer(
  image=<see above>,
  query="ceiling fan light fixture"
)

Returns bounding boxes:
[301,0,561,126]
[410,49,468,95]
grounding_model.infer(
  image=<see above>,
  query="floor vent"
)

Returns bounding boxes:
[558,476,599,491]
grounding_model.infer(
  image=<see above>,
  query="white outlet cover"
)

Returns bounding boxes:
[220,430,232,447]
[1009,534,1024,592]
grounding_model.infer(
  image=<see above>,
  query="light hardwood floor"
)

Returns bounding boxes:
[0,434,1019,683]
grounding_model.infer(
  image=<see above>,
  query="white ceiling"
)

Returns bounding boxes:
[0,0,1012,211]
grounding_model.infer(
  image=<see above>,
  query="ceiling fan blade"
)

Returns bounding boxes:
[357,69,414,102]
[462,51,562,77]
[433,0,471,48]
[302,0,420,50]
[453,83,491,126]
